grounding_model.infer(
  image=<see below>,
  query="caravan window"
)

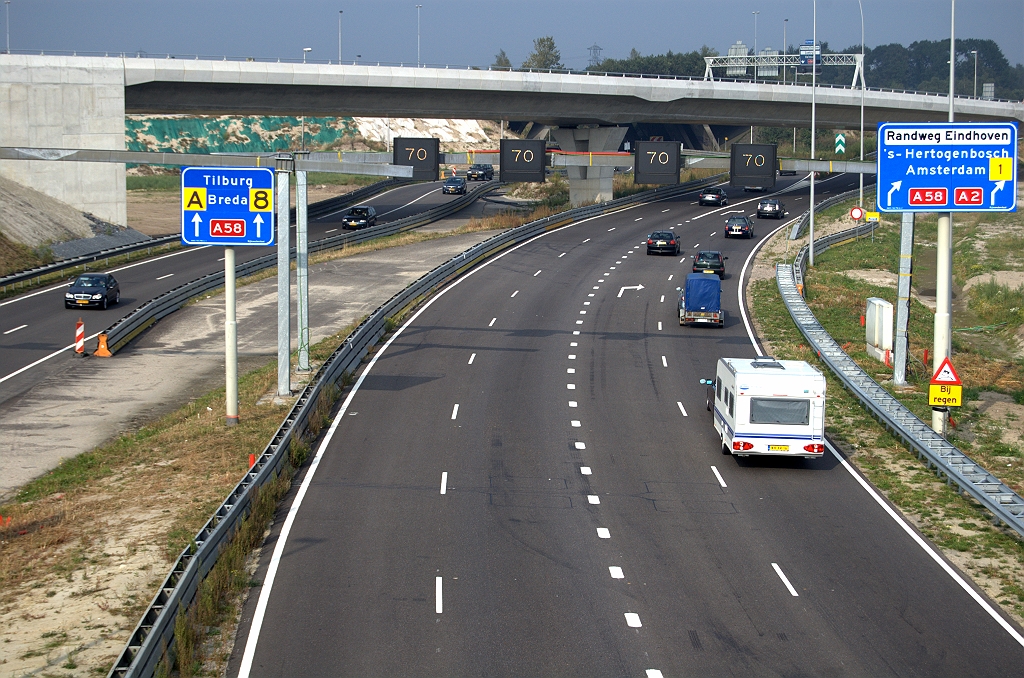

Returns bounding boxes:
[750,398,810,425]
[717,380,723,401]
[728,391,734,417]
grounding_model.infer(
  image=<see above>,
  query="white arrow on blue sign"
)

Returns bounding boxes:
[181,166,276,246]
[877,122,1017,213]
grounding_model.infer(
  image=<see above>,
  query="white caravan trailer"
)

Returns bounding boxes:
[706,357,826,458]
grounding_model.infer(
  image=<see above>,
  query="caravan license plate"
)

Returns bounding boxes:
[769,444,790,451]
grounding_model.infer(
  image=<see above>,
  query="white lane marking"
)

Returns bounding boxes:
[598,279,605,282]
[534,270,542,276]
[660,295,665,303]
[608,228,616,231]
[325,228,337,233]
[567,384,576,390]
[772,563,800,597]
[245,206,692,674]
[575,442,586,450]
[722,209,744,215]
[570,342,578,346]
[737,219,793,355]
[661,356,668,368]
[568,354,577,359]
[559,252,566,257]
[581,466,592,475]
[616,261,622,264]
[440,471,448,494]
[693,244,699,248]
[662,208,670,213]
[609,266,616,270]
[571,420,581,427]
[568,401,578,407]
[573,330,581,335]
[468,353,476,364]
[710,232,716,237]
[668,274,673,281]
[576,320,584,325]
[567,368,576,374]
[634,217,643,221]
[376,187,442,217]
[610,566,625,578]
[511,290,519,297]
[646,670,665,678]
[658,321,663,331]
[451,404,459,420]
[592,286,600,290]
[670,226,675,230]
[489,317,496,327]
[584,301,591,305]
[436,576,443,613]
[217,257,225,262]
[0,332,100,385]
[711,465,727,488]
[624,613,643,628]
[680,257,687,263]
[3,324,27,335]
[579,310,586,315]
[588,495,601,504]
[583,238,591,243]
[677,402,688,416]
[156,273,174,280]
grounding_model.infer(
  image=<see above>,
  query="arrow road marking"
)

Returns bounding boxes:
[887,180,902,207]
[617,284,645,298]
[991,180,1007,206]
[192,212,202,238]
[254,213,264,239]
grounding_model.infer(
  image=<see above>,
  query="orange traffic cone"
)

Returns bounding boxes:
[94,333,112,357]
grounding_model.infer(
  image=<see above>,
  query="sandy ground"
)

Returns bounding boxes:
[0,174,97,247]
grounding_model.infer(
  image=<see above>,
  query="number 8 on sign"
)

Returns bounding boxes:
[249,188,273,212]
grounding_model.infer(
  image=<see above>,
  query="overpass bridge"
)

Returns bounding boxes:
[2,54,1022,222]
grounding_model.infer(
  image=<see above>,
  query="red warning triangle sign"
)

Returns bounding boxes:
[930,357,962,386]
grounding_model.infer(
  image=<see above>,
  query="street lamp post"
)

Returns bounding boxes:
[809,0,817,266]
[338,10,343,63]
[858,0,865,208]
[752,10,760,84]
[302,46,311,63]
[5,1,10,55]
[783,18,788,85]
[971,49,978,97]
[416,4,422,67]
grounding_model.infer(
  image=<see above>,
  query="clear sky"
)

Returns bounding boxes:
[3,0,1022,69]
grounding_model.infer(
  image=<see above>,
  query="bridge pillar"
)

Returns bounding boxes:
[551,126,627,205]
[0,55,127,225]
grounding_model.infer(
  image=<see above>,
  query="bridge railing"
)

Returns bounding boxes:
[105,172,726,678]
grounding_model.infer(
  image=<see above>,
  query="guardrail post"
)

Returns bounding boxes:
[275,155,294,396]
[893,212,914,386]
[296,152,311,373]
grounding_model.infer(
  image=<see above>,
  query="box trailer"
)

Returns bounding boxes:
[704,356,826,458]
[678,273,724,327]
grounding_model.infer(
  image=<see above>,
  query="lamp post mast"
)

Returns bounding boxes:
[809,0,817,266]
[783,18,788,85]
[338,10,343,63]
[752,11,760,84]
[416,4,422,67]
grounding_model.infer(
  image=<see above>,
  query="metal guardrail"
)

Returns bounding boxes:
[775,232,1024,542]
[788,185,877,240]
[106,171,726,677]
[0,178,402,290]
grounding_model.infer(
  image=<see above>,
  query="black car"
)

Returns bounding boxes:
[341,206,377,229]
[724,216,754,239]
[757,199,787,219]
[466,164,494,181]
[693,250,727,278]
[65,273,120,309]
[442,176,467,195]
[698,188,728,206]
[646,231,680,256]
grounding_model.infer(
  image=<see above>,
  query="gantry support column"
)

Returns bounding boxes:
[551,126,627,205]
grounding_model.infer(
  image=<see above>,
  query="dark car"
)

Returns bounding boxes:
[646,231,680,256]
[341,206,377,229]
[757,198,787,219]
[724,215,755,239]
[466,164,494,181]
[442,176,467,195]
[65,273,119,310]
[698,187,728,206]
[693,250,727,278]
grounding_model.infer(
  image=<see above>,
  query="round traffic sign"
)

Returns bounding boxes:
[850,206,865,220]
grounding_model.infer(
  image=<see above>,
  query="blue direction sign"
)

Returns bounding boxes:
[181,167,276,246]
[877,122,1017,213]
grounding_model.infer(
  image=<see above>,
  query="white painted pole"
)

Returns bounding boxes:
[276,162,292,397]
[858,0,865,208]
[225,246,238,426]
[808,0,817,267]
[933,0,956,434]
[296,163,310,372]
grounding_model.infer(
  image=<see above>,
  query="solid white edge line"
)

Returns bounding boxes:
[710,465,727,488]
[440,471,448,495]
[772,562,800,596]
[0,332,101,385]
[238,195,645,676]
[735,183,1024,648]
[451,403,459,420]
[737,219,795,357]
[676,402,688,417]
[436,576,443,613]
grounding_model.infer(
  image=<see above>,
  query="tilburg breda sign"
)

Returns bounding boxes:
[181,166,276,426]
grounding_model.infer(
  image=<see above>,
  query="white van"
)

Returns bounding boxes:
[705,357,826,458]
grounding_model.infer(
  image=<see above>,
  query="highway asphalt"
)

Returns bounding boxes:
[0,180,464,405]
[226,174,1024,676]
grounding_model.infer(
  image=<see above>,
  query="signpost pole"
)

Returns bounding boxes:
[275,157,292,396]
[225,246,238,426]
[808,0,817,267]
[893,213,914,386]
[296,154,310,372]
